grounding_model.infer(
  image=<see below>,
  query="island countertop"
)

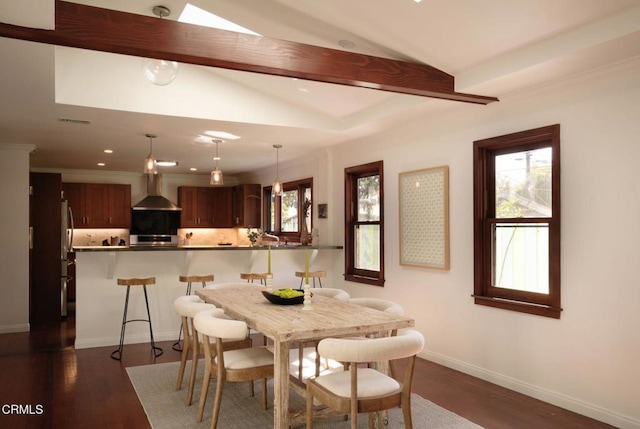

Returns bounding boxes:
[74,243,343,350]
[73,244,343,252]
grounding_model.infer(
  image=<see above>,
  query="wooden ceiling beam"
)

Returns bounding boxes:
[0,0,498,104]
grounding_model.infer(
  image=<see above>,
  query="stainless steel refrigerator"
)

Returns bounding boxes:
[61,199,74,317]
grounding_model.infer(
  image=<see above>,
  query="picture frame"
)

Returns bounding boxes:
[399,165,450,270]
[317,203,328,219]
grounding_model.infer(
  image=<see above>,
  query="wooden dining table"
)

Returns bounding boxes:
[195,286,415,429]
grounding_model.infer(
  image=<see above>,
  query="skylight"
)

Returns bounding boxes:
[178,4,260,35]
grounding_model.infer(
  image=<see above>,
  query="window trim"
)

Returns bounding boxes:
[473,124,561,318]
[344,161,385,286]
[263,177,312,242]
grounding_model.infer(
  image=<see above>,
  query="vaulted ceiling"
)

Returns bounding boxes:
[1,0,639,176]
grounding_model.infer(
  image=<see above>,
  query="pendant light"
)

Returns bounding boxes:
[144,134,158,175]
[210,139,224,185]
[142,6,179,86]
[272,144,283,196]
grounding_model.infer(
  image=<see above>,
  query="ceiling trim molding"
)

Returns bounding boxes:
[0,0,498,105]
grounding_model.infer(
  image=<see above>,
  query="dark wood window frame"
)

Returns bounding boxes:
[263,178,312,243]
[344,161,385,286]
[473,124,561,318]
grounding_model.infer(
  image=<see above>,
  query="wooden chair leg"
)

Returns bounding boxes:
[211,376,225,429]
[186,350,199,406]
[186,324,200,406]
[306,389,314,428]
[402,393,413,429]
[261,378,268,410]
[175,318,190,390]
[196,364,211,423]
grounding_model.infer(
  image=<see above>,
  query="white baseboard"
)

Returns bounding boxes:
[74,331,177,350]
[0,323,29,334]
[419,349,639,429]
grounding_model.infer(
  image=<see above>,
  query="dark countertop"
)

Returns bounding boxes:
[73,245,343,252]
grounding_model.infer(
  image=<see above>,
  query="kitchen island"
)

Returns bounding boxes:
[73,245,342,349]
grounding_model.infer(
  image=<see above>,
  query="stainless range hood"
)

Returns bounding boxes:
[132,174,181,211]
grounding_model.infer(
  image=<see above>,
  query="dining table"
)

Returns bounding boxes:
[195,285,415,429]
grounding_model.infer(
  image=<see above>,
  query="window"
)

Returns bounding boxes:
[264,178,312,242]
[473,124,561,318]
[345,161,384,286]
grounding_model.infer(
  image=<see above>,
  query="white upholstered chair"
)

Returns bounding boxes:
[311,287,350,301]
[348,297,404,315]
[305,329,425,429]
[194,308,274,429]
[173,295,215,405]
[291,288,351,382]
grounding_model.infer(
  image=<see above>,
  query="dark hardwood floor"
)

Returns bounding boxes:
[0,307,616,429]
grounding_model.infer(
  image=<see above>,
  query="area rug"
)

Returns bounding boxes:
[127,361,483,429]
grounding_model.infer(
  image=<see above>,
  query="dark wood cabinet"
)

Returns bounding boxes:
[178,186,233,228]
[62,183,131,228]
[233,184,261,228]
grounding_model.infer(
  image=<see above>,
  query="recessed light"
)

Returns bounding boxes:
[97,162,105,167]
[203,131,240,140]
[104,149,113,154]
[190,167,197,171]
[156,160,179,167]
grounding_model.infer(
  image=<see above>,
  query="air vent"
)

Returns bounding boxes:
[58,118,91,125]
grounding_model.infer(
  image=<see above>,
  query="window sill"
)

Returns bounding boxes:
[344,274,384,287]
[473,295,562,319]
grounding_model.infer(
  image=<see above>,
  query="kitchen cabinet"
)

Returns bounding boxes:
[178,186,233,228]
[233,184,261,228]
[62,183,131,228]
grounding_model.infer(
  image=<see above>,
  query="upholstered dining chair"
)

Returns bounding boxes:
[305,329,425,429]
[205,282,268,344]
[347,297,405,378]
[194,308,274,429]
[173,295,215,404]
[292,288,351,381]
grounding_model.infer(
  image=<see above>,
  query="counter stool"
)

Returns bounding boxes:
[295,270,325,288]
[240,273,268,285]
[110,277,163,360]
[173,274,215,352]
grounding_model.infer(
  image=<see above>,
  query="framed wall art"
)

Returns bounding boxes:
[399,165,450,270]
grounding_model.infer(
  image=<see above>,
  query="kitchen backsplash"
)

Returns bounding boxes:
[70,228,261,247]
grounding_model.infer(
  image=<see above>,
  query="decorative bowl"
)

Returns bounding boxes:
[261,290,305,305]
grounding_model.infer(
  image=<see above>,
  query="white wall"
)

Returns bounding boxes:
[243,60,640,428]
[329,64,639,428]
[0,144,34,333]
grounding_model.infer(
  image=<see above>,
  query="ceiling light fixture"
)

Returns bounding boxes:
[210,139,224,185]
[156,160,178,167]
[142,6,179,86]
[272,144,283,197]
[144,133,158,175]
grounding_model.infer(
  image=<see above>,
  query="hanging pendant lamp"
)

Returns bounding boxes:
[142,6,179,86]
[272,144,283,197]
[144,134,158,175]
[210,139,224,185]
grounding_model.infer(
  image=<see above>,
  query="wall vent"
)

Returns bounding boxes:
[58,118,91,125]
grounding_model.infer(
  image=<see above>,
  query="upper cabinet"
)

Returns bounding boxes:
[178,186,233,228]
[233,184,261,228]
[62,183,131,228]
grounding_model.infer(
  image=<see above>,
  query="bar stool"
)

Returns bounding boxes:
[173,274,214,352]
[180,274,214,295]
[240,273,268,285]
[295,270,325,288]
[110,277,163,360]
